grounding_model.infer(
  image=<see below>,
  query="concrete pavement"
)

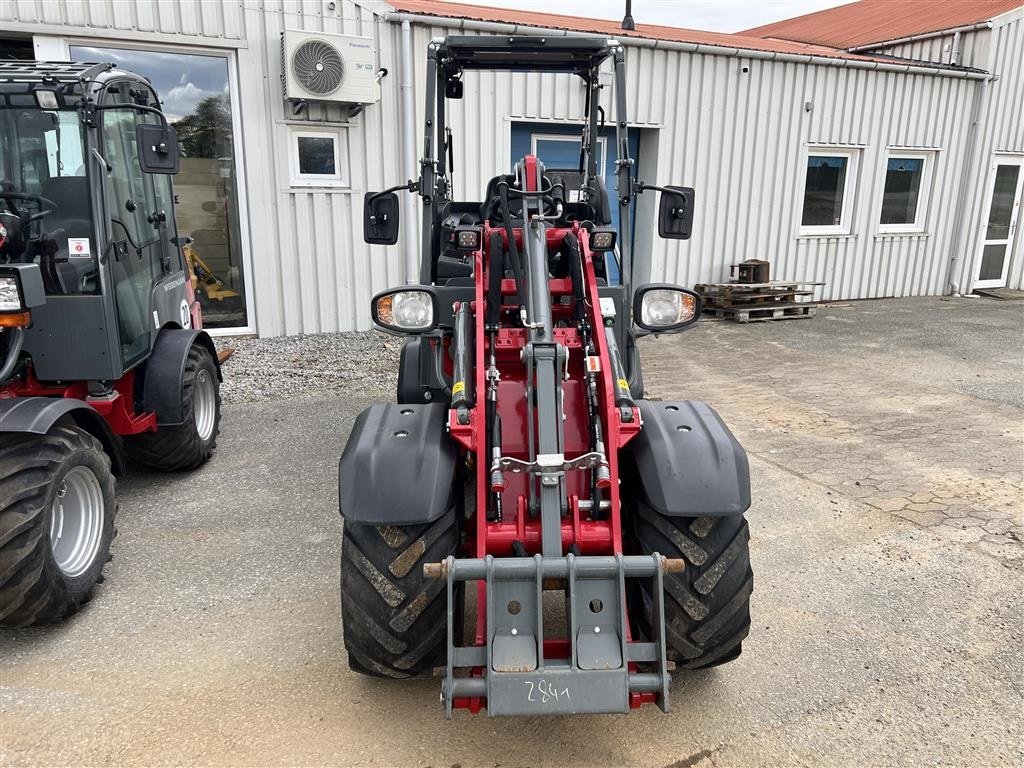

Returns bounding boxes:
[1,297,1021,767]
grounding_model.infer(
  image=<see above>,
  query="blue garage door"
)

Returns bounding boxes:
[511,123,640,284]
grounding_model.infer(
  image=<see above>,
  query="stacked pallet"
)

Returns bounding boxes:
[695,281,824,323]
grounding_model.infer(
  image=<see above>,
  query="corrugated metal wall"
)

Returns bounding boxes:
[233,0,405,336]
[957,14,1024,292]
[877,29,989,67]
[2,0,246,43]
[398,19,987,302]
[872,12,1024,293]
[3,0,1021,334]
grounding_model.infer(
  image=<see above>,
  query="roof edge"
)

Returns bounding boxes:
[849,20,993,52]
[385,6,992,79]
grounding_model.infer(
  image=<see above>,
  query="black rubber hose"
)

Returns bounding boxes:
[487,231,503,328]
[498,182,527,311]
[564,233,586,323]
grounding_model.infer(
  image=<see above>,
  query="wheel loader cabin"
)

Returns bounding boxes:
[2,0,1021,336]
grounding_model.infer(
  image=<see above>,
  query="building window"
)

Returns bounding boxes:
[879,151,933,232]
[800,149,859,235]
[69,44,250,331]
[289,128,348,187]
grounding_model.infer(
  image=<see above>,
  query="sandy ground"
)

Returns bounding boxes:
[1,297,1021,767]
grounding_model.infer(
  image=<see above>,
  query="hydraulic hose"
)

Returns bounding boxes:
[498,182,526,310]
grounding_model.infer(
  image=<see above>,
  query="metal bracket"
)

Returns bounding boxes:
[496,451,605,487]
[429,553,677,717]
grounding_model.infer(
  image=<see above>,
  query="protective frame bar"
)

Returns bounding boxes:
[417,35,638,329]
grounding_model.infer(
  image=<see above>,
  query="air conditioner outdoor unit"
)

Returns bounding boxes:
[281,30,379,105]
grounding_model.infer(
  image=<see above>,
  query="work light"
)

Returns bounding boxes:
[589,228,617,252]
[455,227,480,251]
[34,89,59,109]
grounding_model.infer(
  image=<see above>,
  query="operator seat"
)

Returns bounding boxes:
[38,177,97,294]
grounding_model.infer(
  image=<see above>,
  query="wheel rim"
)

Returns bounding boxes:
[193,368,217,442]
[50,466,105,578]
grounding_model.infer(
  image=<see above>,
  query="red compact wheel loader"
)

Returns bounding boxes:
[339,36,751,716]
[0,62,222,627]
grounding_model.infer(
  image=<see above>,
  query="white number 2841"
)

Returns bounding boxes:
[524,679,571,704]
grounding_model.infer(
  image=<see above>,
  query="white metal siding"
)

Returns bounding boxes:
[234,0,404,336]
[399,20,987,302]
[946,15,1024,292]
[1,0,246,42]
[876,29,990,68]
[6,1,1021,333]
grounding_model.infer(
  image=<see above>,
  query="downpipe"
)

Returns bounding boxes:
[945,73,995,296]
[400,20,419,284]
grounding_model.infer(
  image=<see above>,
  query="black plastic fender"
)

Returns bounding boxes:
[626,400,750,516]
[140,328,221,426]
[339,402,458,525]
[0,397,126,474]
[397,338,426,403]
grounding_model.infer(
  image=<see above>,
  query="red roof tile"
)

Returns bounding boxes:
[743,0,1023,49]
[386,0,941,65]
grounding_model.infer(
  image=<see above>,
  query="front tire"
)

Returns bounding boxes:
[633,503,753,669]
[0,426,116,627]
[341,509,461,678]
[128,344,221,471]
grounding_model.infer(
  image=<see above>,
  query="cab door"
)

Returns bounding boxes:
[100,89,165,368]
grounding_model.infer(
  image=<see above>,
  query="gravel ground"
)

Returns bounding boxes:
[216,332,401,404]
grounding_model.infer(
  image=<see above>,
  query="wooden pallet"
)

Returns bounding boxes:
[704,303,816,323]
[701,289,815,309]
[696,281,822,322]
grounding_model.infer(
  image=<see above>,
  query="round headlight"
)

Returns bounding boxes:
[641,288,695,327]
[392,291,433,328]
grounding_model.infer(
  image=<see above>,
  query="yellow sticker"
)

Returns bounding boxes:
[452,381,465,396]
[617,378,630,391]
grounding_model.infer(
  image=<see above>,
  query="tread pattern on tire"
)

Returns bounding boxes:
[634,502,752,669]
[341,509,459,678]
[0,427,116,627]
[128,344,221,472]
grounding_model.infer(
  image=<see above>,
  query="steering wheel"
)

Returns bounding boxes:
[483,188,560,225]
[1,191,57,223]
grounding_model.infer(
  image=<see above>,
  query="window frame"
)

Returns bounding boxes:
[53,36,257,336]
[878,149,935,234]
[289,127,349,188]
[530,133,608,177]
[798,146,860,236]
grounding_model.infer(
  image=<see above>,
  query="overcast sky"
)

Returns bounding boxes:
[471,0,855,33]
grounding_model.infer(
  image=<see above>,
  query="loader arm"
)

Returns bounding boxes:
[440,156,675,716]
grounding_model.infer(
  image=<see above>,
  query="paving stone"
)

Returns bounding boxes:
[872,497,911,512]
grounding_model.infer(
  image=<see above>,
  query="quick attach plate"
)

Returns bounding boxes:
[429,554,676,717]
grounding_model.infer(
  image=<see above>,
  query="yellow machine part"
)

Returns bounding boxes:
[183,242,240,301]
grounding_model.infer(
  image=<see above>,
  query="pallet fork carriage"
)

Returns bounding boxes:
[339,36,753,717]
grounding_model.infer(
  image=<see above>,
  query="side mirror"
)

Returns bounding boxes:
[658,186,694,240]
[364,192,400,245]
[632,283,701,333]
[136,123,180,174]
[371,286,438,335]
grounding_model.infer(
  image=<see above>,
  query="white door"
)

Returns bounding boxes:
[975,156,1024,289]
